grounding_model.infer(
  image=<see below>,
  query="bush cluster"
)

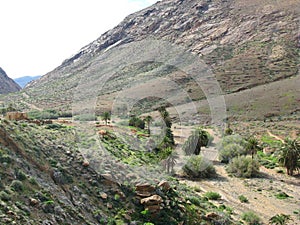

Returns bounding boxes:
[183,155,216,178]
[226,156,260,178]
[218,135,248,163]
[129,116,145,129]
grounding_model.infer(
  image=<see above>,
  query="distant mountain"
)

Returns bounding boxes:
[14,75,41,88]
[0,67,21,94]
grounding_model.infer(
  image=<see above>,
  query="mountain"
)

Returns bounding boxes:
[14,76,41,88]
[0,67,21,94]
[2,0,300,121]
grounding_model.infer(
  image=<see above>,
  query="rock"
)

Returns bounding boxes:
[126,173,137,180]
[29,198,39,206]
[205,212,220,220]
[101,173,117,186]
[100,192,108,199]
[136,192,152,197]
[101,173,113,180]
[107,203,113,209]
[135,183,155,193]
[145,204,161,212]
[82,160,89,167]
[140,195,163,206]
[158,180,171,191]
[124,213,131,221]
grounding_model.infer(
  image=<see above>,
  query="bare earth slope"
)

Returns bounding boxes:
[1,0,298,118]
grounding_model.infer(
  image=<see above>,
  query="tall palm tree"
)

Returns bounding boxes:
[246,136,261,159]
[101,111,111,125]
[278,139,300,176]
[143,115,153,135]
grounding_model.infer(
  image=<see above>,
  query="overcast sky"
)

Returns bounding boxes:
[0,0,158,78]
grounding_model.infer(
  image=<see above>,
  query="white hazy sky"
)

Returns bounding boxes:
[0,0,158,78]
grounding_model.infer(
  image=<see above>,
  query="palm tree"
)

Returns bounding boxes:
[165,151,179,174]
[269,214,292,225]
[183,128,210,155]
[158,107,172,128]
[143,115,153,135]
[246,136,261,159]
[101,111,111,125]
[161,147,179,174]
[278,139,300,176]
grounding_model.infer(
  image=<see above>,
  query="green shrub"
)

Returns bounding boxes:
[74,114,96,121]
[0,154,12,163]
[45,123,65,130]
[219,143,248,163]
[226,156,260,178]
[218,135,248,163]
[129,116,145,129]
[186,196,201,206]
[257,151,278,169]
[238,195,249,203]
[29,177,38,185]
[15,169,27,181]
[275,191,289,199]
[10,180,24,192]
[0,191,11,201]
[241,211,261,225]
[269,214,292,225]
[28,109,60,120]
[183,155,216,178]
[204,191,221,200]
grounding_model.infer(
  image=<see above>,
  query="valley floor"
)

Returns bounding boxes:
[172,124,300,224]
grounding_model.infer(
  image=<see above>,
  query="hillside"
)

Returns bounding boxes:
[0,119,239,224]
[0,67,21,94]
[0,0,298,121]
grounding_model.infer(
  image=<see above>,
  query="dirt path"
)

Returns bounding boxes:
[267,130,285,143]
[172,125,300,224]
[21,92,42,111]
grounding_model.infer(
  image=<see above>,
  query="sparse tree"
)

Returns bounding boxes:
[183,128,210,155]
[101,111,111,125]
[278,139,300,176]
[246,136,261,159]
[7,103,16,112]
[144,115,153,135]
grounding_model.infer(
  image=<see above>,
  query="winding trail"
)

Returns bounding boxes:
[267,130,285,143]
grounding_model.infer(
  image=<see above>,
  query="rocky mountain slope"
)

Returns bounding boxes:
[0,68,21,94]
[1,0,299,120]
[0,119,237,224]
